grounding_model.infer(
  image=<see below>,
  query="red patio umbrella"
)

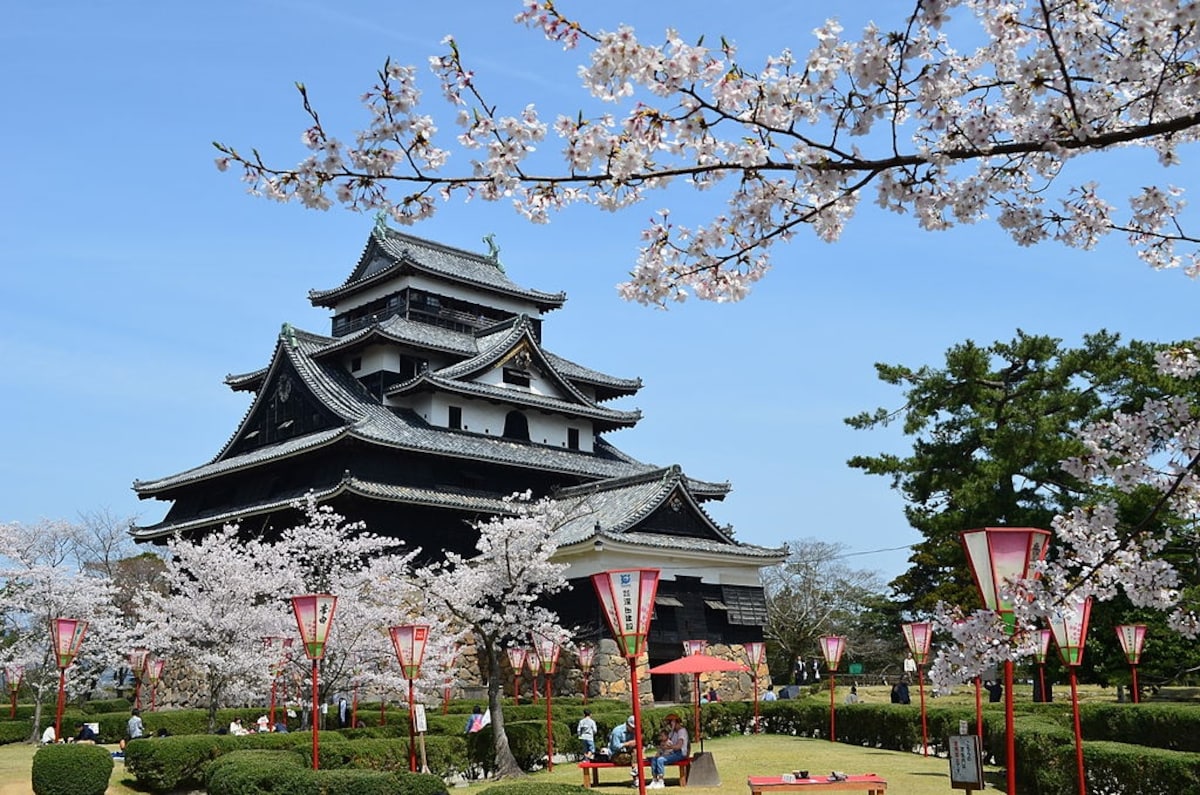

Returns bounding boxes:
[648,654,749,751]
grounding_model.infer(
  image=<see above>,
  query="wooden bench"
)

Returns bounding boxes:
[580,757,692,788]
[746,775,887,794]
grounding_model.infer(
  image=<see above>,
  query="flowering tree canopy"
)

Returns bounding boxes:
[411,493,573,778]
[216,0,1198,304]
[0,520,127,741]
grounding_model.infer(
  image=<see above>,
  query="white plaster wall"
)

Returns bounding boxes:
[395,392,595,451]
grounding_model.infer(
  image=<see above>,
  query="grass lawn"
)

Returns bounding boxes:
[0,732,1001,794]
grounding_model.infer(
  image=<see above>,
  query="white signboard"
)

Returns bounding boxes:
[414,704,428,733]
[948,735,985,790]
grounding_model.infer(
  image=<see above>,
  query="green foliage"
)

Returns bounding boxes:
[1078,703,1200,753]
[205,749,450,795]
[124,730,348,791]
[846,331,1200,617]
[204,749,309,795]
[31,743,113,795]
[0,721,32,745]
[1082,741,1200,795]
[81,697,131,714]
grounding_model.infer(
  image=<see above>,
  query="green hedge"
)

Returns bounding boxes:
[124,730,349,792]
[204,749,450,795]
[32,743,113,795]
[1078,703,1200,753]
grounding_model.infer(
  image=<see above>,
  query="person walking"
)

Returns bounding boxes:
[577,709,598,760]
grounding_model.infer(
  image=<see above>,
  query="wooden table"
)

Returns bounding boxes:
[747,775,887,794]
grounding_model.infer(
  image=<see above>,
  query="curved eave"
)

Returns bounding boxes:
[309,320,474,362]
[131,476,516,541]
[133,427,350,498]
[554,530,786,564]
[309,234,566,311]
[225,367,268,393]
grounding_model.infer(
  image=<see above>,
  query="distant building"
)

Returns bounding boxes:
[132,226,784,699]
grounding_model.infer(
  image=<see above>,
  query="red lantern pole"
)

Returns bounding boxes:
[506,647,526,706]
[592,568,660,795]
[145,658,165,712]
[578,645,596,706]
[683,639,706,746]
[902,622,933,756]
[5,664,23,721]
[351,679,359,727]
[1049,596,1093,795]
[818,636,845,743]
[975,676,983,736]
[128,647,148,711]
[1115,624,1146,704]
[389,624,430,773]
[51,618,87,745]
[527,646,540,705]
[443,647,458,715]
[292,594,338,771]
[535,635,562,772]
[744,641,766,733]
[1032,628,1052,703]
[961,526,1050,795]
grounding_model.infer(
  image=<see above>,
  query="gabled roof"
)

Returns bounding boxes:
[308,228,566,311]
[550,465,784,561]
[380,314,641,428]
[135,321,659,497]
[225,313,641,401]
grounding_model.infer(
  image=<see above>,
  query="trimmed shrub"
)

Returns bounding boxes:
[32,743,113,795]
[1083,740,1200,795]
[204,749,449,795]
[204,749,309,795]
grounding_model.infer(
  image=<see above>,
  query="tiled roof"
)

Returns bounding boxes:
[131,475,514,540]
[308,229,566,309]
[135,323,658,496]
[550,467,784,560]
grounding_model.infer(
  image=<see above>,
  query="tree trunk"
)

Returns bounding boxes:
[485,640,523,778]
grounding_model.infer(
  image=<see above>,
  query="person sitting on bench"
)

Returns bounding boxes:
[609,715,639,784]
[650,713,688,789]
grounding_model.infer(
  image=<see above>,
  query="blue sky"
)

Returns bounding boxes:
[3,2,1197,584]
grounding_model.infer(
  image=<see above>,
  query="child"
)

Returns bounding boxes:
[576,708,597,759]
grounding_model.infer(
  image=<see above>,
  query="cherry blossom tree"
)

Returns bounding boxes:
[215,1,1197,304]
[0,520,127,742]
[410,493,573,779]
[137,524,282,731]
[267,494,431,720]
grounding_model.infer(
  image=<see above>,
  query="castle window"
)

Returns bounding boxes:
[448,406,462,430]
[567,428,580,450]
[503,368,530,387]
[351,357,362,372]
[502,411,530,441]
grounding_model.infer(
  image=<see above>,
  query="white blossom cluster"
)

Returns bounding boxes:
[216,0,1198,303]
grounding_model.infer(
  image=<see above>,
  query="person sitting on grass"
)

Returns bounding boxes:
[72,722,98,744]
